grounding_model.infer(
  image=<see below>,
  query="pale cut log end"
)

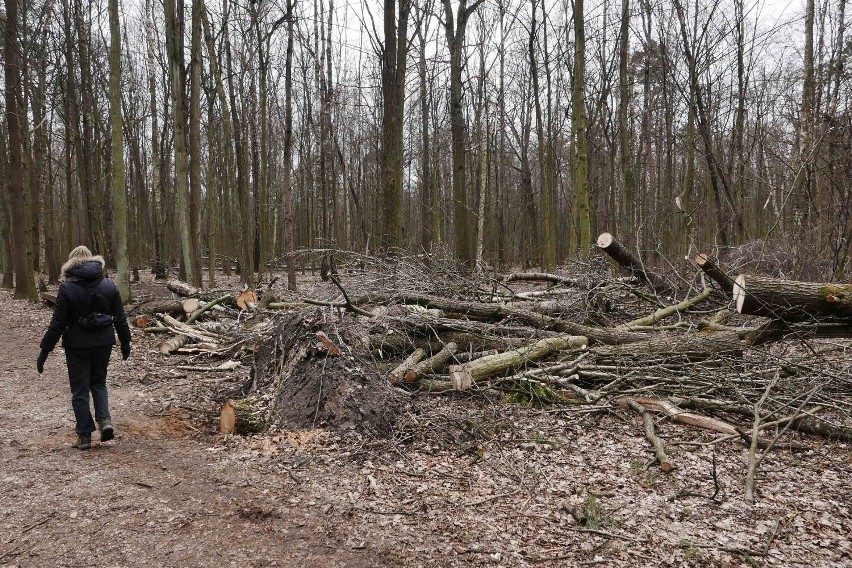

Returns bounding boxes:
[693,253,710,267]
[448,365,473,390]
[596,232,614,248]
[733,274,747,313]
[219,400,236,435]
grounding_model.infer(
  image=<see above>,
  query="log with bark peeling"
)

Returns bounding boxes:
[448,334,587,389]
[596,232,675,295]
[167,279,201,298]
[733,274,852,321]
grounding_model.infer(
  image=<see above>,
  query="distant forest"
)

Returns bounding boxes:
[1,0,849,301]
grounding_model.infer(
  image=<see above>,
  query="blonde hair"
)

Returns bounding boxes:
[68,245,92,260]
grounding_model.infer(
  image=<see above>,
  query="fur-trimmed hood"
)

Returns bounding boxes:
[61,255,106,281]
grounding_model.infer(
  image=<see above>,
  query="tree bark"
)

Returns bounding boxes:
[734,274,852,321]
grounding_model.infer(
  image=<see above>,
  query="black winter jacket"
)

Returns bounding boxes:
[40,258,132,352]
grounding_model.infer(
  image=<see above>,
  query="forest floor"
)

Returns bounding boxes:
[0,273,850,567]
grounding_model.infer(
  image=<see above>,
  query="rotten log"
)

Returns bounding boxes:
[733,274,852,321]
[448,334,588,389]
[693,253,736,294]
[596,232,675,295]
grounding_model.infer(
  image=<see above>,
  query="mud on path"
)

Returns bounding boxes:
[1,281,852,568]
[0,287,389,568]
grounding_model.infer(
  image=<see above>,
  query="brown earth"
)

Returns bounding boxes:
[1,277,851,567]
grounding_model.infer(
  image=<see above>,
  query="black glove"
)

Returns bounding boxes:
[121,342,131,360]
[36,350,49,374]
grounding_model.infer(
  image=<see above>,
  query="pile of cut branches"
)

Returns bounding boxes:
[138,235,852,485]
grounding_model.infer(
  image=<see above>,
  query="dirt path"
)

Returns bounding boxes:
[0,289,388,567]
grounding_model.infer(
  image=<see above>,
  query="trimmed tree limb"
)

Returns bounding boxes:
[624,398,673,472]
[693,253,736,294]
[388,348,427,384]
[618,287,712,330]
[404,342,458,383]
[596,232,675,295]
[448,335,588,389]
[505,272,585,288]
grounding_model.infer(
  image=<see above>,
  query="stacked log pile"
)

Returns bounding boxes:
[139,239,852,468]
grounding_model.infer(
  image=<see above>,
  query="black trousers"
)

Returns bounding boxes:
[65,347,112,435]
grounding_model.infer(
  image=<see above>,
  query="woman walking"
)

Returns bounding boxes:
[36,246,132,450]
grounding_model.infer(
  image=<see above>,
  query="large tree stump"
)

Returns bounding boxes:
[733,274,852,321]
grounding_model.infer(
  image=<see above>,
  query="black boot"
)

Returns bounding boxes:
[98,417,115,442]
[73,433,92,450]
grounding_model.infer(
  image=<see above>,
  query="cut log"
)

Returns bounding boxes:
[448,334,588,389]
[596,232,674,295]
[39,292,57,306]
[219,398,267,435]
[387,348,427,384]
[135,299,194,316]
[733,274,852,321]
[159,334,190,355]
[693,253,736,294]
[166,279,201,298]
[404,342,459,383]
[236,289,259,311]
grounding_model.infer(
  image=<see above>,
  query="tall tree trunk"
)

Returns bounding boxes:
[283,0,297,290]
[223,0,254,284]
[618,0,634,238]
[572,0,592,256]
[380,0,410,251]
[4,0,36,300]
[165,0,197,284]
[188,0,204,286]
[442,0,484,266]
[145,0,166,278]
[109,0,130,300]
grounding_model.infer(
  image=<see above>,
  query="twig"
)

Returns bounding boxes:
[745,374,779,502]
[329,275,374,317]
